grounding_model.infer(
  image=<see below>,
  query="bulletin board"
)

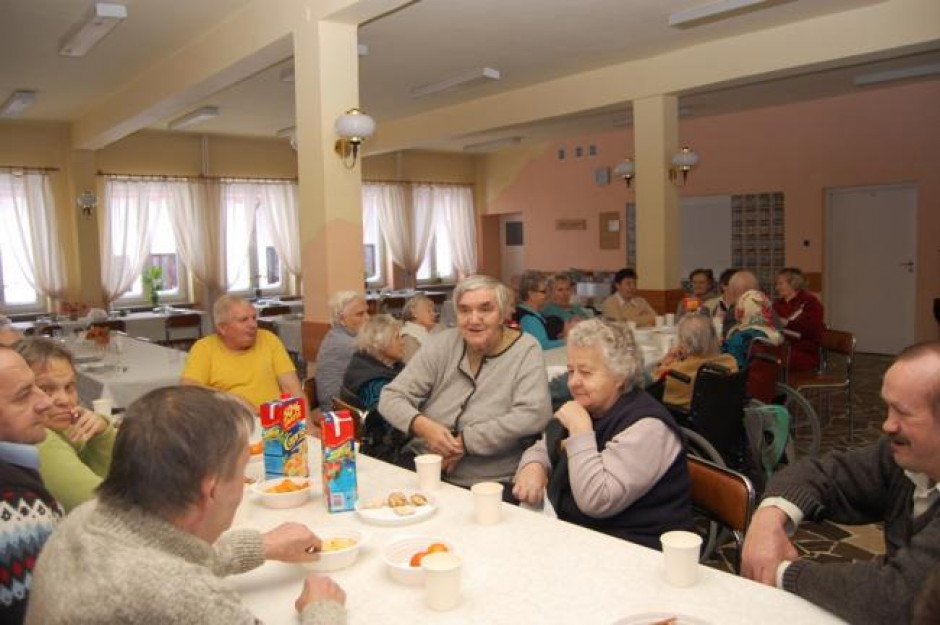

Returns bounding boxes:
[599,212,621,250]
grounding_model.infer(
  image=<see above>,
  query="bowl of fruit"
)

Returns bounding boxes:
[303,526,368,573]
[251,476,312,509]
[382,535,457,586]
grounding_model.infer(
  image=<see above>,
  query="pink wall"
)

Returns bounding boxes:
[483,80,940,339]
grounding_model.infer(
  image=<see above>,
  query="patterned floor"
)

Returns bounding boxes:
[705,352,894,573]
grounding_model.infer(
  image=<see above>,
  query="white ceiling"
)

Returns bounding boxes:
[2,0,938,151]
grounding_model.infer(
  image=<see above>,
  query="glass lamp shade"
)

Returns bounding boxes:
[613,159,635,179]
[671,146,700,170]
[334,108,376,142]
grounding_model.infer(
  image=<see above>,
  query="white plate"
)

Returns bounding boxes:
[355,491,437,526]
[613,613,711,625]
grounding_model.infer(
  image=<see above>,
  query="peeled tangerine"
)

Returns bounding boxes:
[409,543,449,567]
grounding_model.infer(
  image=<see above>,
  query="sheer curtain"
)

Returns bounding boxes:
[375,183,433,285]
[0,171,65,300]
[435,185,477,278]
[100,178,160,303]
[222,182,260,290]
[166,179,228,305]
[258,182,301,277]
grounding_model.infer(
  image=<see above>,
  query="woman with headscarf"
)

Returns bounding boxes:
[722,289,783,370]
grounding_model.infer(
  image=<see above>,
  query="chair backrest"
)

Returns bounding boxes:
[303,376,319,409]
[687,454,755,546]
[90,319,127,333]
[746,338,786,402]
[820,328,855,377]
[687,362,748,466]
[259,304,291,317]
[164,313,203,342]
[330,396,365,441]
[257,319,278,335]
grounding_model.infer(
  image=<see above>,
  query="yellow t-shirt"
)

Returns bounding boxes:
[182,329,295,409]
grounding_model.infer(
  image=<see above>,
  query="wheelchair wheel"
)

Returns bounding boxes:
[777,383,821,460]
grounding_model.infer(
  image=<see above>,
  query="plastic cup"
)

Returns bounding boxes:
[92,398,113,418]
[655,315,665,327]
[665,313,676,327]
[414,454,442,492]
[422,552,462,611]
[471,481,503,525]
[661,530,702,587]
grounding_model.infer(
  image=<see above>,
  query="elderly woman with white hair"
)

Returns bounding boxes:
[379,275,552,494]
[654,314,739,411]
[513,318,694,549]
[315,291,369,411]
[400,294,438,362]
[340,315,408,462]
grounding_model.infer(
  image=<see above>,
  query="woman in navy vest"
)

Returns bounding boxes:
[513,318,694,550]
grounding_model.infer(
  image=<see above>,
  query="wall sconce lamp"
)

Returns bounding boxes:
[669,146,700,186]
[613,158,635,188]
[334,108,376,169]
[76,191,97,217]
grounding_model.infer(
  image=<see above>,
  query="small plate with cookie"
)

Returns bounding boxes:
[355,490,437,526]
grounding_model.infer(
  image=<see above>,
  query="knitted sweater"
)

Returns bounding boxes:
[0,454,63,625]
[379,328,552,486]
[766,437,940,625]
[36,423,116,512]
[25,500,346,625]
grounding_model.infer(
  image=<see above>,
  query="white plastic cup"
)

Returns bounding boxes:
[92,398,113,418]
[422,552,462,611]
[414,454,443,492]
[665,313,676,327]
[661,530,703,587]
[655,315,665,327]
[471,481,503,525]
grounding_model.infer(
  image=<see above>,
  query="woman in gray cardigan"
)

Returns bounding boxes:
[379,275,552,490]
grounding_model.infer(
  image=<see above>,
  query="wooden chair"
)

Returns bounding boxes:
[788,328,856,442]
[257,319,278,335]
[161,313,203,350]
[89,319,127,333]
[259,304,291,317]
[687,454,756,573]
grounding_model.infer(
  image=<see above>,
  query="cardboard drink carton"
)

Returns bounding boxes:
[321,410,358,512]
[259,394,309,479]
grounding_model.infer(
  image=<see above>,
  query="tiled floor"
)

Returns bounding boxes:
[705,352,893,573]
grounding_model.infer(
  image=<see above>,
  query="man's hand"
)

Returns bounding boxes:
[294,575,346,613]
[741,506,800,586]
[413,416,463,457]
[512,462,548,506]
[262,522,322,563]
[554,401,593,437]
[68,407,108,443]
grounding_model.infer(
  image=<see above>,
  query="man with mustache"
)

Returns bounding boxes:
[742,340,940,624]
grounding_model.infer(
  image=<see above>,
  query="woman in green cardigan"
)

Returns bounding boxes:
[16,338,116,512]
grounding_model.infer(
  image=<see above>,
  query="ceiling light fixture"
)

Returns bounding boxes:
[462,136,522,153]
[0,91,37,118]
[854,63,940,87]
[168,106,219,131]
[668,0,769,28]
[58,2,127,57]
[335,108,376,169]
[411,67,501,99]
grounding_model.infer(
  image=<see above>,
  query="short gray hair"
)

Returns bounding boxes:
[15,337,75,370]
[547,273,573,291]
[453,275,512,320]
[329,290,366,326]
[517,271,546,302]
[355,314,402,360]
[213,294,250,325]
[777,267,807,291]
[677,314,719,356]
[402,294,432,322]
[567,318,644,392]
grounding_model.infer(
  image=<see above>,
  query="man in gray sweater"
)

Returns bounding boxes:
[26,386,346,625]
[742,340,940,624]
[379,275,552,488]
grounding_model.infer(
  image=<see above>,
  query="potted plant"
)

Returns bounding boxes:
[142,265,164,308]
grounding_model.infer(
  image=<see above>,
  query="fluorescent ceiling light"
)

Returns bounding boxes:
[668,0,769,27]
[168,106,219,131]
[0,91,37,118]
[462,136,522,153]
[59,2,127,57]
[854,63,940,87]
[411,67,501,99]
[280,45,369,83]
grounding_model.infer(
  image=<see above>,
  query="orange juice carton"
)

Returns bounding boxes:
[681,297,701,314]
[259,394,309,480]
[321,410,358,513]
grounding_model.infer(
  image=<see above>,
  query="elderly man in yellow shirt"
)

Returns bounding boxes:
[182,295,302,410]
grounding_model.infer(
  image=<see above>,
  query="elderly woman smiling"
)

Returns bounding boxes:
[379,274,552,492]
[513,319,694,549]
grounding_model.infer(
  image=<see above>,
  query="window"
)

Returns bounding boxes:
[416,216,456,282]
[223,183,283,295]
[362,187,386,286]
[116,203,185,302]
[0,172,54,309]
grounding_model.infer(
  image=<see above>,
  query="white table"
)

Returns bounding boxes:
[544,326,676,381]
[229,441,844,625]
[15,309,210,342]
[74,334,187,409]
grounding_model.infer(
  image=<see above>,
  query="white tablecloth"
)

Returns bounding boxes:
[230,440,844,625]
[75,334,187,409]
[15,309,210,342]
[544,325,677,381]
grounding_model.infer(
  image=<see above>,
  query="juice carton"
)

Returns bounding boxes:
[259,394,309,480]
[321,410,358,513]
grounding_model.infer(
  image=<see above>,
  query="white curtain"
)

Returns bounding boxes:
[165,179,228,304]
[258,183,301,277]
[435,185,477,278]
[100,178,161,303]
[374,183,433,285]
[222,182,260,290]
[0,171,65,300]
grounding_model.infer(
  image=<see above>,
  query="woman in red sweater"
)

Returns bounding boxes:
[773,267,824,372]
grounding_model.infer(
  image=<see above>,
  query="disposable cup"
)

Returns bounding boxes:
[414,454,443,492]
[422,552,462,611]
[655,315,665,327]
[661,530,702,587]
[665,313,676,327]
[92,398,113,418]
[471,481,503,525]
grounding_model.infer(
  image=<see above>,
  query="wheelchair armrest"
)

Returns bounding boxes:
[665,369,692,384]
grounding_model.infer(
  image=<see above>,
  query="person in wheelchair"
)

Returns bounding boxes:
[512,319,693,550]
[654,314,738,412]
[340,315,408,463]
